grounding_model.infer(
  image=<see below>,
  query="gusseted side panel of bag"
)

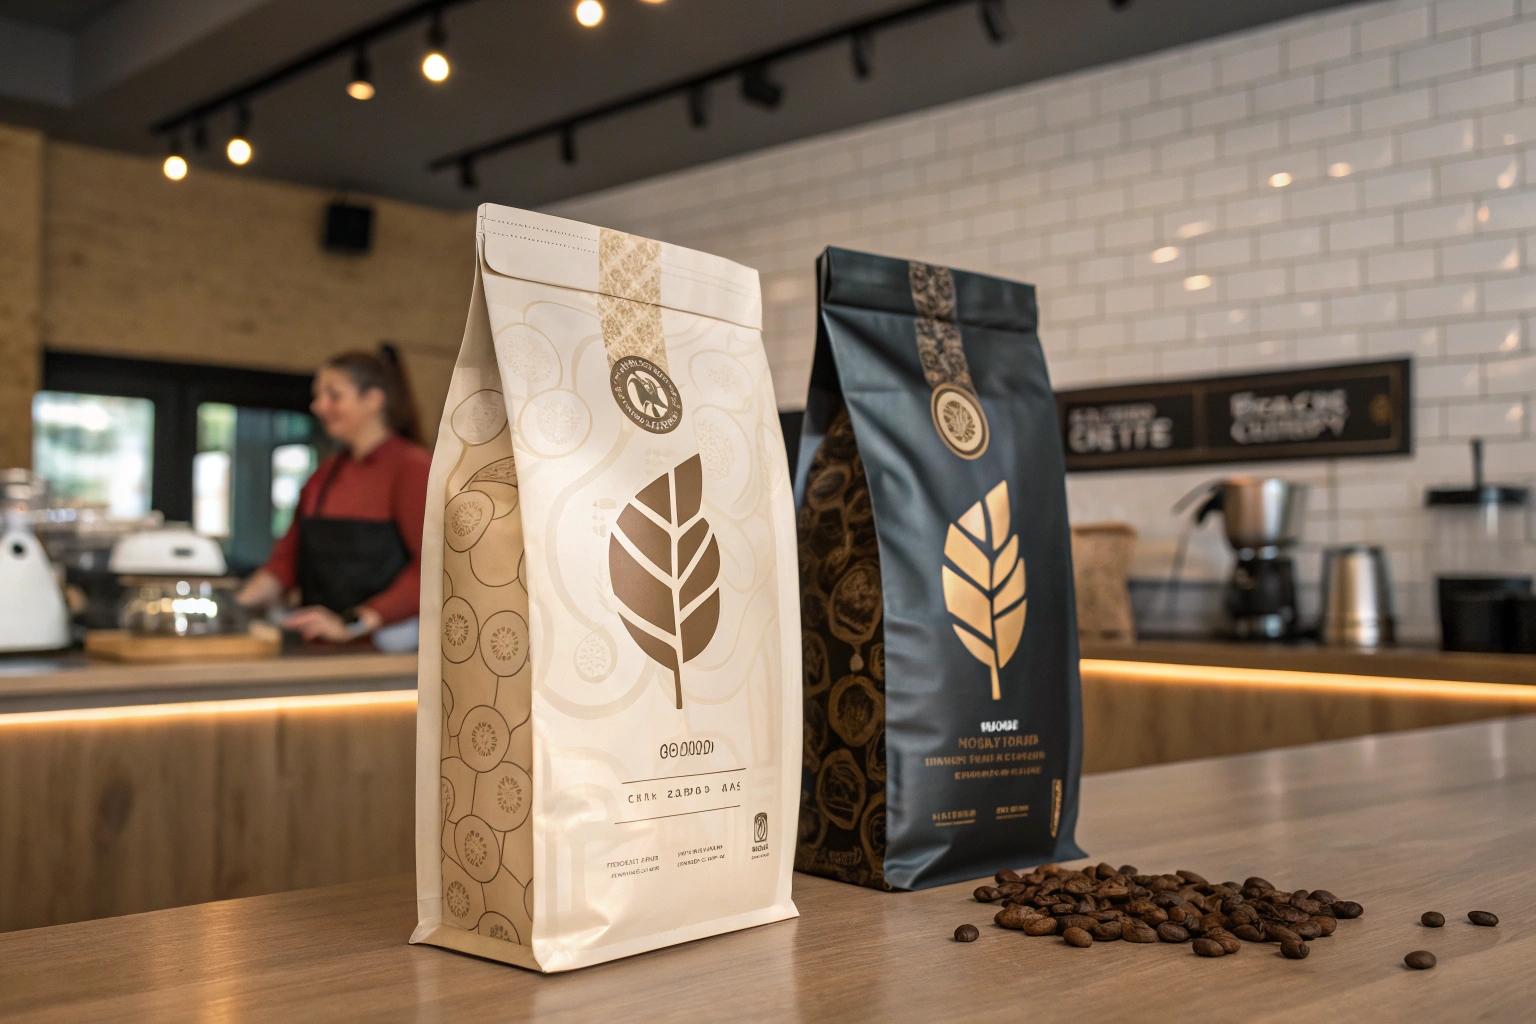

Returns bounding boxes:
[796,247,1085,893]
[444,205,798,972]
[411,242,541,971]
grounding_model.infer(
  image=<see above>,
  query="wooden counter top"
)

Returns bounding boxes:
[4,716,1532,1022]
[0,650,417,713]
[1081,638,1536,686]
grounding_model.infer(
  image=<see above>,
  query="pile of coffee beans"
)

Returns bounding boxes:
[963,862,1365,960]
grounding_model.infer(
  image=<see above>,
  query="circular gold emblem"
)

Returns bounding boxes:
[930,383,989,460]
[610,355,682,434]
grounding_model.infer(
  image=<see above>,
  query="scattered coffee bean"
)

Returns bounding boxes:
[1421,911,1444,928]
[1245,877,1275,891]
[1121,919,1157,943]
[1092,920,1123,942]
[1404,950,1436,970]
[1280,939,1309,960]
[1233,924,1266,943]
[1178,870,1209,885]
[1063,926,1093,948]
[1022,916,1058,937]
[1267,925,1301,946]
[1332,901,1364,920]
[974,886,1002,903]
[1157,922,1190,943]
[1468,911,1499,927]
[1059,914,1097,932]
[994,906,1032,930]
[1192,937,1226,957]
[1292,920,1322,941]
[1208,929,1242,955]
[996,869,1021,884]
[954,924,979,943]
[1309,890,1338,905]
[1312,916,1336,937]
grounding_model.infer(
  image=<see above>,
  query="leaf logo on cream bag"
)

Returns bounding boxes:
[608,454,721,709]
[941,481,1026,701]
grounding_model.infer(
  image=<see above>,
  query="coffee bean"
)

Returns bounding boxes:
[954,924,979,943]
[1201,912,1229,933]
[1122,919,1158,943]
[995,869,1021,884]
[1192,937,1226,957]
[1267,925,1301,946]
[1311,916,1336,937]
[1059,914,1097,932]
[1280,939,1309,960]
[1421,911,1444,928]
[1233,924,1266,943]
[1404,950,1436,970]
[1468,911,1499,927]
[1309,890,1338,905]
[974,886,1002,903]
[1022,916,1058,936]
[1209,929,1242,955]
[1118,864,1139,876]
[996,882,1026,897]
[1092,920,1124,941]
[1095,862,1118,879]
[1292,920,1322,941]
[995,906,1033,930]
[1157,922,1190,943]
[1332,901,1364,920]
[1178,870,1209,885]
[1063,926,1093,948]
[1245,877,1275,891]
[1294,898,1323,915]
[1049,903,1075,916]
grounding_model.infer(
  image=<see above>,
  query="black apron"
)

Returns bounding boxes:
[297,455,411,615]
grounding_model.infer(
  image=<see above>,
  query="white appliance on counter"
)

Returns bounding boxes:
[108,523,228,577]
[0,471,71,653]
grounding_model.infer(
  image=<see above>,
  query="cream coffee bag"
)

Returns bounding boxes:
[410,205,800,972]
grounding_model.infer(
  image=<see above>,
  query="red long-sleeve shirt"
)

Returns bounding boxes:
[263,434,430,625]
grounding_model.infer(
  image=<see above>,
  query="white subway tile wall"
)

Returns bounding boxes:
[549,0,1536,640]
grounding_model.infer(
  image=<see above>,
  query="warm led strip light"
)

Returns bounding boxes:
[0,689,418,727]
[1081,659,1536,703]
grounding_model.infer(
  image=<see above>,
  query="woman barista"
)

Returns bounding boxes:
[237,346,430,647]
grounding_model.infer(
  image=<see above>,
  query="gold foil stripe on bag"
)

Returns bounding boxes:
[598,229,667,370]
[908,262,973,393]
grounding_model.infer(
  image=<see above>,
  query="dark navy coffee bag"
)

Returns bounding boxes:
[794,247,1085,891]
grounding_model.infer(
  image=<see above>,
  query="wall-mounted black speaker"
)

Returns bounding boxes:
[324,202,374,254]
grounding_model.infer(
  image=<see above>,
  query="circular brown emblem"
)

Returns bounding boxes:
[930,383,989,460]
[610,355,682,434]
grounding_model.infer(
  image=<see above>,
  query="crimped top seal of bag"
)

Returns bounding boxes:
[477,204,762,331]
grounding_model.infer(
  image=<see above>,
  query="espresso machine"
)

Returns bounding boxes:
[1180,478,1309,640]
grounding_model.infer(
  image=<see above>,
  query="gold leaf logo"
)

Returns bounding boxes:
[608,454,721,708]
[942,481,1025,700]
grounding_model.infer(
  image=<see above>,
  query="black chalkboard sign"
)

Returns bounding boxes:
[1057,359,1411,472]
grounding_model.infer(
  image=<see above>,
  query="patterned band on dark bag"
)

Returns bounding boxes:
[909,261,990,459]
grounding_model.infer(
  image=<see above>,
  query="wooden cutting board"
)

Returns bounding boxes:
[84,628,281,663]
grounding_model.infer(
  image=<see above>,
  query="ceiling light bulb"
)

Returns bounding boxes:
[422,51,450,82]
[1151,246,1179,264]
[226,137,252,165]
[163,154,188,181]
[1328,162,1351,178]
[1183,274,1212,291]
[576,0,604,27]
[347,79,376,101]
[1269,171,1292,188]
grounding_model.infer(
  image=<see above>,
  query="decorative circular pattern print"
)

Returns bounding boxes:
[498,323,559,386]
[815,748,865,832]
[480,610,529,676]
[930,383,989,460]
[828,674,883,748]
[574,629,616,682]
[478,912,520,944]
[455,814,501,883]
[441,597,478,664]
[473,761,532,832]
[452,390,508,445]
[458,704,510,773]
[518,389,592,458]
[445,491,494,552]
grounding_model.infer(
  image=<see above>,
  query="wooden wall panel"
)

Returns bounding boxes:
[0,701,415,933]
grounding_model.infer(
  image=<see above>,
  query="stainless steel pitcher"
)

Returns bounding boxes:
[1319,545,1396,647]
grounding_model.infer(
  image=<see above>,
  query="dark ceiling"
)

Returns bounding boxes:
[0,0,1364,210]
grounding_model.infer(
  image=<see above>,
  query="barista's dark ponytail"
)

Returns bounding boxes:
[324,344,423,445]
